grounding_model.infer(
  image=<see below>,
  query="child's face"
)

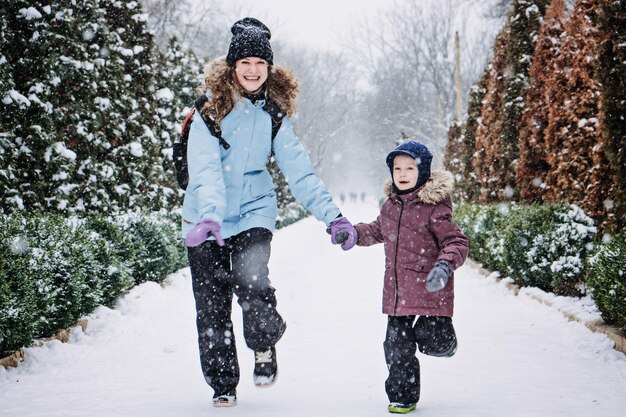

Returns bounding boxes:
[393,154,418,191]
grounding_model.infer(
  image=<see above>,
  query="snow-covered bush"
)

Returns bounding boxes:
[0,211,184,357]
[0,214,40,357]
[0,0,194,217]
[455,202,516,272]
[113,211,186,284]
[82,215,136,305]
[0,212,128,355]
[455,202,597,295]
[587,232,626,330]
[501,204,596,294]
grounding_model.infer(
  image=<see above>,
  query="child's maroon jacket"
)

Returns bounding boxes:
[354,170,468,317]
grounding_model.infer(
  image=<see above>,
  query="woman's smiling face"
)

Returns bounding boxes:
[234,57,269,93]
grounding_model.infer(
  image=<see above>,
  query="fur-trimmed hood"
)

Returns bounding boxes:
[199,57,299,123]
[383,169,455,205]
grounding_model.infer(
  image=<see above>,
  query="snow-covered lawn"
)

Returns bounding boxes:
[1,201,625,417]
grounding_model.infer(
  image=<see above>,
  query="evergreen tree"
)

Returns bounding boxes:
[443,119,463,193]
[268,158,296,208]
[0,0,188,216]
[100,0,168,212]
[544,0,611,227]
[474,0,549,202]
[596,0,626,230]
[46,0,115,213]
[0,13,17,210]
[474,32,509,202]
[155,37,203,197]
[517,0,567,202]
[449,68,489,202]
[0,1,63,212]
[500,0,550,200]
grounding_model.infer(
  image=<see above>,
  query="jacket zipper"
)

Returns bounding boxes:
[393,199,404,315]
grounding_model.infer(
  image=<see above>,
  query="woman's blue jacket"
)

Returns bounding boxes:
[181,94,340,240]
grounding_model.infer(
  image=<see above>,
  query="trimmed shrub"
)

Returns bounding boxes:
[587,232,626,330]
[455,202,516,272]
[455,202,597,295]
[500,204,596,293]
[0,211,184,357]
[113,211,187,285]
[0,214,39,357]
[82,215,135,306]
[0,212,125,354]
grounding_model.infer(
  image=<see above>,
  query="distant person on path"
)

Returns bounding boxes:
[352,141,468,414]
[181,17,356,408]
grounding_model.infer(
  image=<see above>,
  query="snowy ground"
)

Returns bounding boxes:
[1,201,625,417]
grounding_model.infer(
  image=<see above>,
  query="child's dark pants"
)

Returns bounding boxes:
[187,227,285,396]
[384,315,458,404]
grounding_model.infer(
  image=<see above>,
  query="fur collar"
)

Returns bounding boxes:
[383,170,454,205]
[200,57,298,123]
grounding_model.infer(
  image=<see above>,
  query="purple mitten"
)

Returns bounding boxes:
[184,219,225,247]
[329,216,358,250]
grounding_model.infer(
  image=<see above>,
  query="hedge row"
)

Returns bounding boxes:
[587,233,626,330]
[455,202,626,330]
[0,204,310,358]
[0,211,187,357]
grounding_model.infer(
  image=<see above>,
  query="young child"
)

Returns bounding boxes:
[353,141,468,414]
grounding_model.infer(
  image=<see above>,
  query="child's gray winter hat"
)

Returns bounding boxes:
[226,17,274,66]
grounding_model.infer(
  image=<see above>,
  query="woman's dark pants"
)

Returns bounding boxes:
[187,227,285,396]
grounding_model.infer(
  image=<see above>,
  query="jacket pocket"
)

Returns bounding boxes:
[245,170,275,198]
[401,258,432,273]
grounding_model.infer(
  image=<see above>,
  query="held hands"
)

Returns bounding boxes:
[426,260,452,292]
[327,216,358,251]
[184,219,225,247]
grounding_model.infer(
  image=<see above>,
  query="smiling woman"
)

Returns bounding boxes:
[179,15,354,409]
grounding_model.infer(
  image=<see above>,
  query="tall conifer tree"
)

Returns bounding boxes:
[0,0,186,215]
[517,0,566,202]
[544,0,611,226]
[474,32,509,202]
[155,37,203,195]
[596,0,626,230]
[444,68,488,202]
[474,0,549,202]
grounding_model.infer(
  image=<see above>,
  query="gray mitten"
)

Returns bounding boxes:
[426,260,452,292]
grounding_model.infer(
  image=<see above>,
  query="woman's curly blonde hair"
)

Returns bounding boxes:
[200,58,299,124]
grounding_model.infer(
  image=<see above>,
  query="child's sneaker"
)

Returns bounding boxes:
[253,347,277,386]
[212,392,237,407]
[388,402,417,414]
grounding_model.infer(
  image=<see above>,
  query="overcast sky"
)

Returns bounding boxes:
[223,0,393,52]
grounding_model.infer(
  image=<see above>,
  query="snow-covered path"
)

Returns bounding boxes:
[1,201,625,417]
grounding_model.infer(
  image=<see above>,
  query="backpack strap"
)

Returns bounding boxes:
[262,98,284,140]
[190,94,284,150]
[193,95,231,150]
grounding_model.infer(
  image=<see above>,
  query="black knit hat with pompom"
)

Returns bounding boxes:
[226,17,273,66]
